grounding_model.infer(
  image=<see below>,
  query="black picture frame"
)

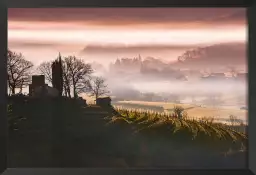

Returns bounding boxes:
[1,0,255,175]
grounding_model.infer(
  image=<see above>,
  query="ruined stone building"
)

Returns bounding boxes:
[29,75,58,98]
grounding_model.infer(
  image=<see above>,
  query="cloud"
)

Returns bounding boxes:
[80,44,201,54]
[8,40,84,52]
[8,8,246,28]
[78,42,246,66]
[197,9,246,25]
[8,42,59,48]
[7,8,246,67]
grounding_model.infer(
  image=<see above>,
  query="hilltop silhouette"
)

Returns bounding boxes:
[173,42,246,70]
[81,42,245,72]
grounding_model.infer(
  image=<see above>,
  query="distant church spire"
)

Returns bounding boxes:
[58,52,61,60]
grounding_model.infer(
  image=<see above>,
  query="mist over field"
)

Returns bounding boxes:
[90,61,246,103]
[86,64,247,124]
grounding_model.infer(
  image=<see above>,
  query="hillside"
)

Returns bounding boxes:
[113,100,247,125]
[81,42,246,73]
[8,97,247,168]
[172,42,246,70]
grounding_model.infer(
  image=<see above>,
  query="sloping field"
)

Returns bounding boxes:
[114,100,247,124]
[116,100,195,109]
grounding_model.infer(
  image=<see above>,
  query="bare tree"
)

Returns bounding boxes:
[37,61,52,85]
[64,56,93,98]
[85,76,109,99]
[36,54,93,98]
[7,49,34,95]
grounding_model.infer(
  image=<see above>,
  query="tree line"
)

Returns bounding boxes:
[7,49,109,99]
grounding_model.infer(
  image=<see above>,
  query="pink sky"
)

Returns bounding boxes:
[8,8,247,66]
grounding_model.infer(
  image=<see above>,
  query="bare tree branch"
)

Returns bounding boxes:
[7,49,33,95]
[64,56,93,98]
[37,61,53,85]
[84,76,109,99]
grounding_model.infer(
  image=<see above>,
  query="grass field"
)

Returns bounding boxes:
[113,100,247,125]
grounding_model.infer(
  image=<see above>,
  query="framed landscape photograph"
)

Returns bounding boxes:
[1,0,255,175]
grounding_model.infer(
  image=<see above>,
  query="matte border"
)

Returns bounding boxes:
[2,0,255,175]
[7,0,252,7]
[0,0,7,173]
[0,169,255,175]
[248,2,256,174]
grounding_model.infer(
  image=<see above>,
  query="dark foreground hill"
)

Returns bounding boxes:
[7,97,247,168]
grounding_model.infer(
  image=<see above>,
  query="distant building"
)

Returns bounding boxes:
[29,75,59,98]
[211,73,226,78]
[224,71,235,78]
[211,72,226,77]
[29,75,46,95]
[96,97,111,107]
[201,72,227,81]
